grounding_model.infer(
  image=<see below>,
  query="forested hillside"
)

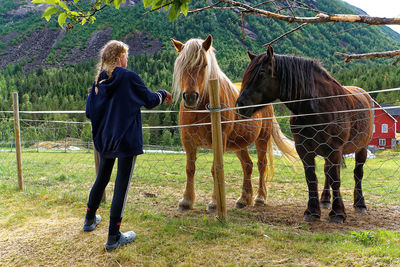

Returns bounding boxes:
[0,0,399,145]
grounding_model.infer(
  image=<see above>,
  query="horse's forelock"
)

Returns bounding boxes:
[242,54,267,90]
[172,39,208,102]
[172,38,236,105]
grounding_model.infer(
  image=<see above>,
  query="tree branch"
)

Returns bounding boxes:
[334,50,400,65]
[219,0,400,25]
[263,22,308,47]
[188,1,223,14]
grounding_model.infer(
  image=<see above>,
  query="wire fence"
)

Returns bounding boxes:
[1,90,400,218]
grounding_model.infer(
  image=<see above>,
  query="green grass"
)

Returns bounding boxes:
[0,150,400,266]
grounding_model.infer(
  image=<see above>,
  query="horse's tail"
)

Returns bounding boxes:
[266,133,274,185]
[270,116,301,172]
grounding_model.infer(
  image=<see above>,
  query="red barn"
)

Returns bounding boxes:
[381,104,400,133]
[369,101,397,150]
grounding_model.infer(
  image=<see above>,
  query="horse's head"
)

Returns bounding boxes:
[236,46,280,118]
[171,35,213,109]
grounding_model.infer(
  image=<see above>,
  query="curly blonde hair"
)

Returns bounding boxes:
[95,40,129,86]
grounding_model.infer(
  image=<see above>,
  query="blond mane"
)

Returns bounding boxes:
[172,38,238,106]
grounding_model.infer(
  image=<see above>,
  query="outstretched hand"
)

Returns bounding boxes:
[165,92,173,105]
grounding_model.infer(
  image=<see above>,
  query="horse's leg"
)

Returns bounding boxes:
[326,152,346,223]
[235,148,254,208]
[178,145,197,210]
[320,176,331,210]
[354,148,367,214]
[254,139,269,206]
[301,154,321,222]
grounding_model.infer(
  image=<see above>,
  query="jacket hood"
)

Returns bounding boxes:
[96,67,124,97]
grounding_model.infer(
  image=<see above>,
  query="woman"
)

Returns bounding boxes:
[83,40,172,251]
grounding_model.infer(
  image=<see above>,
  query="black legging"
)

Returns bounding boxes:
[86,155,136,236]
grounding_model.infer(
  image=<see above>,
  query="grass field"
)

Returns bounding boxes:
[1,149,400,266]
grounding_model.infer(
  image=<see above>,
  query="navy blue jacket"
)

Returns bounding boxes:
[86,67,167,158]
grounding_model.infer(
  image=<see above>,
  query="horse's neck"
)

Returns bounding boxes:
[202,77,237,108]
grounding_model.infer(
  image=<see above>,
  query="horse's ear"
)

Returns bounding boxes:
[202,35,212,51]
[247,51,256,61]
[266,45,275,75]
[266,45,274,60]
[171,38,184,53]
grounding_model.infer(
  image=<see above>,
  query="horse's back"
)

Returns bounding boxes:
[343,86,373,107]
[342,86,374,153]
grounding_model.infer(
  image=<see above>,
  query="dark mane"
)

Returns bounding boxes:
[273,54,341,100]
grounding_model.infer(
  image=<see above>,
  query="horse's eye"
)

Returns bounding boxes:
[258,70,266,77]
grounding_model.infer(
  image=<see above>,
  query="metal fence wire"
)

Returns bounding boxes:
[0,89,400,216]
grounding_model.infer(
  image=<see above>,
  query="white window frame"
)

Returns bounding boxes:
[379,139,386,146]
[381,124,388,133]
[373,124,375,133]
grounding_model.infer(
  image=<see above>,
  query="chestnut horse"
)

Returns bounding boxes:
[236,46,374,223]
[171,35,299,212]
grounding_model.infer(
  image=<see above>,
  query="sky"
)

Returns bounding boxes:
[344,0,400,34]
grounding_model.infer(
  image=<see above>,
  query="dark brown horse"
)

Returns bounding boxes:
[236,46,374,223]
[172,36,299,212]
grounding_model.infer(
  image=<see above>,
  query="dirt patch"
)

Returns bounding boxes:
[29,138,88,150]
[131,185,400,233]
[247,198,400,233]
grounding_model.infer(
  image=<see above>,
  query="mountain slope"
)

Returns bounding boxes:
[0,0,399,73]
[0,0,399,114]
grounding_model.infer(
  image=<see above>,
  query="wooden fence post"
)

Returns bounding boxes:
[208,79,227,221]
[12,92,24,191]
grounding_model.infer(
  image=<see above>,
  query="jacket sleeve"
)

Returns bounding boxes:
[130,72,167,109]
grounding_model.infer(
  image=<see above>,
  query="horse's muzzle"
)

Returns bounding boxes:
[236,97,254,118]
[182,92,199,108]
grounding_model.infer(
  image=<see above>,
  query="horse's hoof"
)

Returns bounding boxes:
[235,201,247,209]
[329,216,345,224]
[254,198,266,207]
[178,204,191,211]
[355,207,367,214]
[207,201,217,213]
[178,199,193,211]
[320,202,331,210]
[303,214,320,222]
[207,206,217,213]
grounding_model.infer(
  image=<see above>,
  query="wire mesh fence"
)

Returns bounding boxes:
[1,92,400,219]
[0,113,17,185]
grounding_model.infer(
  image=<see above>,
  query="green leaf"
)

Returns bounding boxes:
[32,0,47,3]
[163,4,170,11]
[58,1,70,11]
[168,5,179,21]
[57,12,67,28]
[152,0,164,10]
[143,0,153,8]
[73,0,79,3]
[181,2,188,16]
[44,0,58,5]
[69,11,79,17]
[112,0,122,9]
[42,6,59,21]
[81,18,87,25]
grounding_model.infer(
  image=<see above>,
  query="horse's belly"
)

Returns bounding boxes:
[343,125,373,154]
[225,119,262,150]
